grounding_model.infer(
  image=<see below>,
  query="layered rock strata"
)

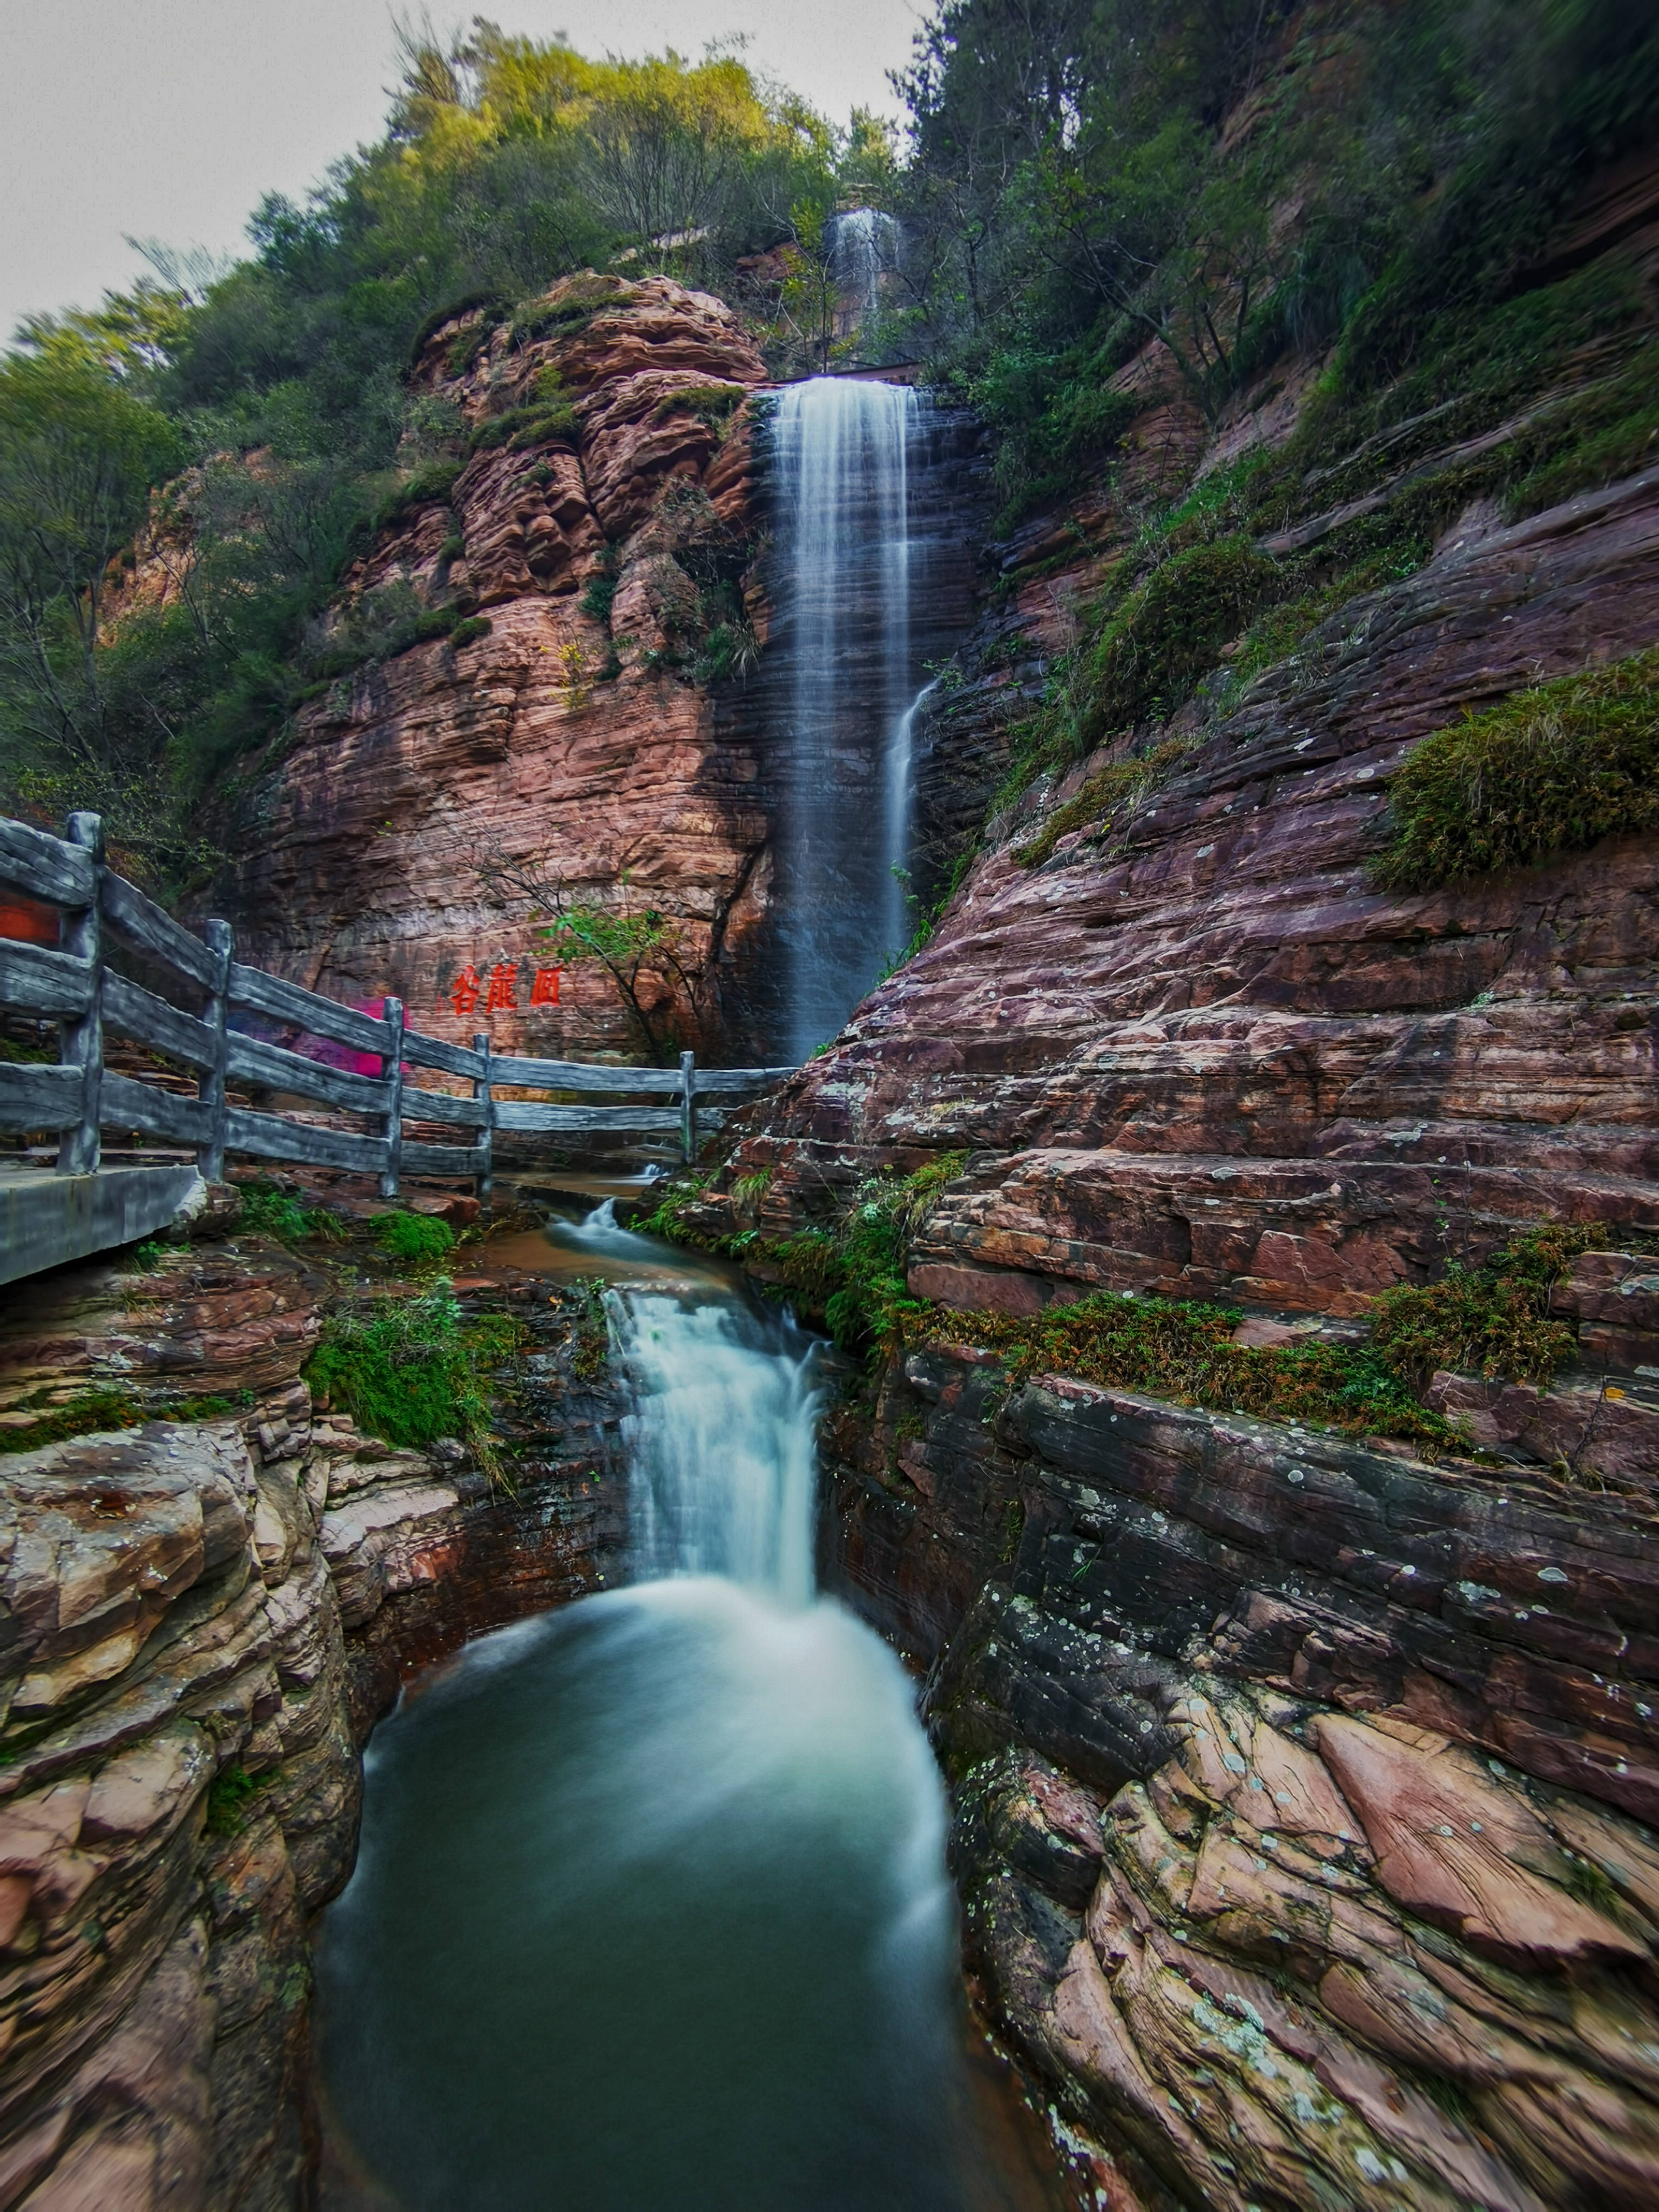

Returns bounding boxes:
[817,1342,1659,2210]
[217,273,989,1068]
[220,276,778,1062]
[696,222,1659,2212]
[0,1218,627,2207]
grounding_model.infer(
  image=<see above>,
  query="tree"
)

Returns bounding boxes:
[473,854,701,1063]
[0,354,182,823]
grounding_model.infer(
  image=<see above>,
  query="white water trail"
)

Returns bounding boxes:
[830,207,901,341]
[315,1203,1053,2209]
[772,376,919,1059]
[886,677,939,960]
[608,1283,822,1608]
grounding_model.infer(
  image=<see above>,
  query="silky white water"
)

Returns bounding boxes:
[772,377,921,1060]
[611,1292,821,1605]
[316,1234,1057,2209]
[830,207,902,342]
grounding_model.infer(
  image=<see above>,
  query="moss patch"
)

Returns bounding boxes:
[304,1284,522,1468]
[372,1211,455,1266]
[1077,536,1279,751]
[965,1293,1458,1445]
[1016,736,1191,867]
[1367,1222,1607,1390]
[1375,650,1659,890]
[205,1764,260,1838]
[0,1388,239,1457]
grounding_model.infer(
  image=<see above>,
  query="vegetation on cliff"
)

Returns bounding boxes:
[647,1158,1613,1454]
[893,0,1659,880]
[1375,649,1659,888]
[305,1284,521,1467]
[0,30,885,883]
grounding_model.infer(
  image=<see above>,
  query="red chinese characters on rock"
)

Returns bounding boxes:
[448,962,558,1022]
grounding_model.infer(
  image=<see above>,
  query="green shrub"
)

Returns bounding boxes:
[1077,537,1280,748]
[693,621,759,685]
[581,572,617,625]
[238,1183,342,1245]
[1369,1222,1607,1390]
[372,1210,455,1265]
[437,533,464,563]
[406,292,509,369]
[303,605,459,683]
[448,615,492,649]
[372,463,462,534]
[1375,650,1659,890]
[304,1283,521,1464]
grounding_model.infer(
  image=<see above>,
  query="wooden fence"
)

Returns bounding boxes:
[0,812,795,1197]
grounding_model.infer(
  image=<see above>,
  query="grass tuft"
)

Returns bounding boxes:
[1016,737,1191,867]
[238,1183,345,1245]
[372,1211,455,1266]
[303,1283,521,1472]
[1374,651,1659,890]
[1367,1222,1606,1390]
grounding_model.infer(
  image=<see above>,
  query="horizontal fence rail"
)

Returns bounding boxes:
[0,812,796,1203]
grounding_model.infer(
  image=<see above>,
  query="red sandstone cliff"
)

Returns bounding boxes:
[218,276,777,1064]
[677,180,1659,2211]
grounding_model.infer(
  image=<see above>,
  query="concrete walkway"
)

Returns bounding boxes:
[0,1162,204,1286]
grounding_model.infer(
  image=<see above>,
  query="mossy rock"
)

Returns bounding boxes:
[1376,648,1659,889]
[1078,536,1280,748]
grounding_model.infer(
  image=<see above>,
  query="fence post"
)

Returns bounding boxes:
[473,1031,494,1207]
[379,997,405,1199]
[679,1048,696,1166]
[56,812,104,1176]
[198,918,232,1183]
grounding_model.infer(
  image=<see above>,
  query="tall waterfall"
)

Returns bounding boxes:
[772,377,922,1061]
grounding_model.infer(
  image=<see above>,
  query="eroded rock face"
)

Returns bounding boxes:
[0,1226,629,2208]
[717,463,1659,1318]
[219,275,777,1063]
[713,263,1659,2205]
[821,1353,1659,2210]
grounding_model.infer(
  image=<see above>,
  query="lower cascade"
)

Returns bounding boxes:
[315,1265,1049,2210]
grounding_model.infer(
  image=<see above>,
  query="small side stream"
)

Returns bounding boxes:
[315,1201,1069,2210]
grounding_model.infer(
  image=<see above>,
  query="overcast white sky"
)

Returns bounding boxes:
[1,0,925,343]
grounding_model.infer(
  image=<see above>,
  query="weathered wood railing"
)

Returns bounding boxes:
[0,812,795,1196]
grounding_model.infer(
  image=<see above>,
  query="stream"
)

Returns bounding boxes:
[315,1198,1071,2211]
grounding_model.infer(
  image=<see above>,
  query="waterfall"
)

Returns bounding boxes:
[318,1231,1057,2207]
[772,377,920,1060]
[830,207,901,341]
[609,1291,820,1606]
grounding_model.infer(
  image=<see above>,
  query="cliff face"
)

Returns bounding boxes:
[687,183,1659,2211]
[219,276,779,1063]
[0,1213,629,2208]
